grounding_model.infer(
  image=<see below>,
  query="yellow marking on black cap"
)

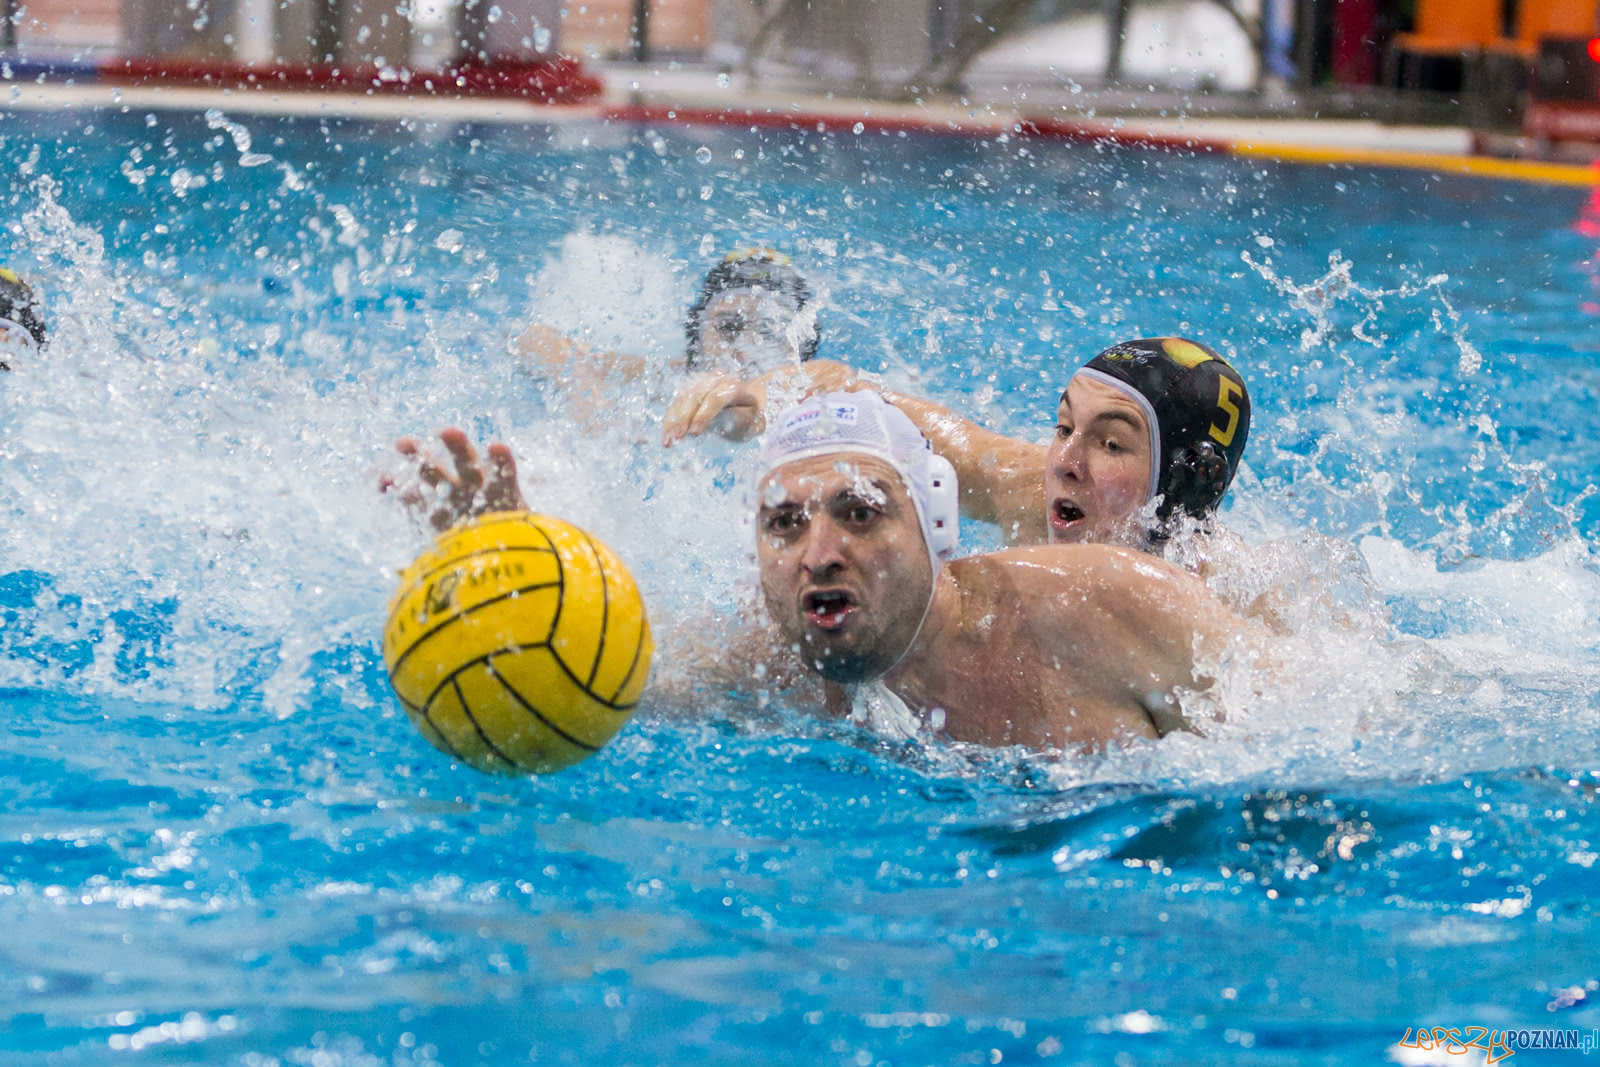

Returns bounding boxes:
[1162,338,1217,369]
[0,267,19,286]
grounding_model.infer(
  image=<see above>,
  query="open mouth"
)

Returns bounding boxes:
[802,589,857,631]
[1051,498,1086,528]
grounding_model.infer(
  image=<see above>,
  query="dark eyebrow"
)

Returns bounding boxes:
[1088,410,1145,434]
[833,480,894,505]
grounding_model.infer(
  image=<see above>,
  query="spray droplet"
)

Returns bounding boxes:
[694,146,712,164]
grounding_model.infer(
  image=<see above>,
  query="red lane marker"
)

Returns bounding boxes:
[600,103,1228,153]
[96,56,603,104]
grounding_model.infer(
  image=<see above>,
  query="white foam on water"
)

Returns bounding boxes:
[518,230,687,364]
[2,164,1596,790]
[1027,252,1600,790]
[1,179,753,717]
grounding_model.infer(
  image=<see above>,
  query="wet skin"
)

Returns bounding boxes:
[757,452,1249,750]
[665,362,1159,550]
[1044,375,1154,546]
[385,435,1255,750]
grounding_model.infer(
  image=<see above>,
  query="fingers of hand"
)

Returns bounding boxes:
[439,429,484,497]
[384,438,436,514]
[805,362,861,393]
[416,456,452,490]
[664,374,728,445]
[662,394,698,446]
[689,380,741,436]
[484,444,525,511]
[486,443,518,484]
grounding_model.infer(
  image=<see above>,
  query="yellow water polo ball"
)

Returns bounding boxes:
[382,511,653,775]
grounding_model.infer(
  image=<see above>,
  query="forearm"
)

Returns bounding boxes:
[737,361,1048,537]
[883,392,1045,536]
[515,322,649,384]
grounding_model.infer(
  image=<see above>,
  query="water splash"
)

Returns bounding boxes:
[1241,247,1481,375]
[202,108,274,168]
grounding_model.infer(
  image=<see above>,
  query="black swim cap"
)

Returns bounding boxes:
[1072,337,1250,525]
[684,248,818,368]
[0,267,47,355]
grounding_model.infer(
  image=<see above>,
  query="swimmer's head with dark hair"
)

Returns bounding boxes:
[1072,337,1250,534]
[684,248,818,375]
[0,267,47,371]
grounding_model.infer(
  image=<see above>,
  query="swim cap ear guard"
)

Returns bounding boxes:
[1164,440,1233,522]
[923,454,960,560]
[1074,337,1250,533]
[684,248,818,370]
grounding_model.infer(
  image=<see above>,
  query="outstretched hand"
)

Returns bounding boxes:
[661,360,873,447]
[662,372,765,446]
[381,427,528,532]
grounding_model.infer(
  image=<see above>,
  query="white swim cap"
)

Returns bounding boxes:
[757,391,959,572]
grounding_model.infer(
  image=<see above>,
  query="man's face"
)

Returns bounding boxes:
[696,287,801,378]
[756,453,933,683]
[1044,375,1154,545]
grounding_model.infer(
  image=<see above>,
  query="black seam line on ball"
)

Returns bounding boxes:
[579,528,611,691]
[416,643,548,709]
[454,675,523,770]
[386,579,563,683]
[404,688,469,764]
[488,657,600,752]
[542,521,564,645]
[609,612,649,705]
[543,638,639,712]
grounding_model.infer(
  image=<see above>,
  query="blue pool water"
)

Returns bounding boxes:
[2,102,1599,1064]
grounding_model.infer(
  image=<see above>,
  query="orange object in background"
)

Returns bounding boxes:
[1487,0,1600,58]
[1392,0,1503,57]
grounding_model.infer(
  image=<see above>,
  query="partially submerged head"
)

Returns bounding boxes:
[0,267,47,372]
[684,248,817,377]
[755,391,959,684]
[1047,337,1250,546]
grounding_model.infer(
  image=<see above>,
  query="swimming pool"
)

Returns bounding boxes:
[2,101,1598,1064]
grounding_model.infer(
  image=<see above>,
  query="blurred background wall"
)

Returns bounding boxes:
[2,0,1597,133]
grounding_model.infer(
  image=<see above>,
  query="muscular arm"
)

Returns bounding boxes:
[787,360,1048,539]
[663,357,1049,542]
[514,322,653,386]
[985,544,1264,737]
[884,390,1047,543]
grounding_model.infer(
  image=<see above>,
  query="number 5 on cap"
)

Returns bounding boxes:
[1210,378,1242,447]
